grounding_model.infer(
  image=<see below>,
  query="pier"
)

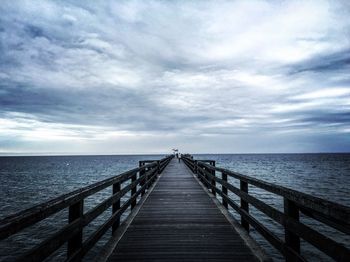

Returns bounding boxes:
[0,155,349,261]
[104,158,261,261]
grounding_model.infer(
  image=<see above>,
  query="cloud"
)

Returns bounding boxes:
[0,0,350,154]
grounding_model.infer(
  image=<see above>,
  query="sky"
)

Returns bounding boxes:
[0,0,350,155]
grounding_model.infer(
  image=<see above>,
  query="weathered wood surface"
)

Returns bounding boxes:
[108,159,258,262]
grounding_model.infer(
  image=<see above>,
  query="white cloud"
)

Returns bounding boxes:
[291,88,350,100]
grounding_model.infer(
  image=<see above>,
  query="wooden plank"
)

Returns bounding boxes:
[240,180,249,232]
[131,172,137,209]
[67,200,84,258]
[108,159,258,262]
[112,182,121,234]
[284,198,300,261]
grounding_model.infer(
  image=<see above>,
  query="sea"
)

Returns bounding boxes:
[0,154,349,261]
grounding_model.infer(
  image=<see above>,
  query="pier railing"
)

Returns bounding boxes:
[182,155,350,262]
[0,155,173,261]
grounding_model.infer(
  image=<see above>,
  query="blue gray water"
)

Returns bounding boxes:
[0,154,349,261]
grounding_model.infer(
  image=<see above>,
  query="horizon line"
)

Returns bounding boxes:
[0,152,349,157]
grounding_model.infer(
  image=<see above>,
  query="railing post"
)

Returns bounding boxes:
[131,172,137,209]
[198,166,207,182]
[198,163,204,183]
[284,198,300,261]
[211,161,216,196]
[145,167,150,189]
[112,182,121,234]
[139,162,146,196]
[240,180,249,232]
[152,165,157,183]
[194,160,197,174]
[67,200,83,258]
[157,160,160,174]
[203,167,208,188]
[196,162,201,179]
[222,171,228,209]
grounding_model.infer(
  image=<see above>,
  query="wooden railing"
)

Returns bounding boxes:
[0,155,173,261]
[182,155,350,262]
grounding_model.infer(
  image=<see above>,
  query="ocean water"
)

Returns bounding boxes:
[0,154,349,261]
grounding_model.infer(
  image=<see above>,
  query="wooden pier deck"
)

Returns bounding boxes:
[106,158,259,261]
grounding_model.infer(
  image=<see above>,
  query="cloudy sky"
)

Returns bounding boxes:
[0,0,350,155]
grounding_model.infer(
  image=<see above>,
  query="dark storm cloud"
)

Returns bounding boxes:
[0,77,211,134]
[289,48,350,74]
[303,112,350,124]
[25,25,47,39]
[0,82,163,130]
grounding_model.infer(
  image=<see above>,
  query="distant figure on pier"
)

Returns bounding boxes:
[178,153,181,163]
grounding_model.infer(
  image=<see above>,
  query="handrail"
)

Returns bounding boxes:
[199,161,349,225]
[182,155,350,262]
[0,155,173,261]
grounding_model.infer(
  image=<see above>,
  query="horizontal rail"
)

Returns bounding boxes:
[0,164,153,239]
[197,161,350,225]
[182,155,350,262]
[0,155,173,261]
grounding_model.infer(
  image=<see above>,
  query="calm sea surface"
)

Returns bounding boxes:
[0,154,349,261]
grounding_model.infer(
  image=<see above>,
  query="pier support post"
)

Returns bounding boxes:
[157,160,160,174]
[211,161,216,196]
[67,200,83,258]
[153,166,158,183]
[284,198,300,261]
[145,167,150,190]
[112,182,121,234]
[131,172,137,209]
[205,167,209,188]
[240,181,249,232]
[139,162,146,196]
[222,171,228,209]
